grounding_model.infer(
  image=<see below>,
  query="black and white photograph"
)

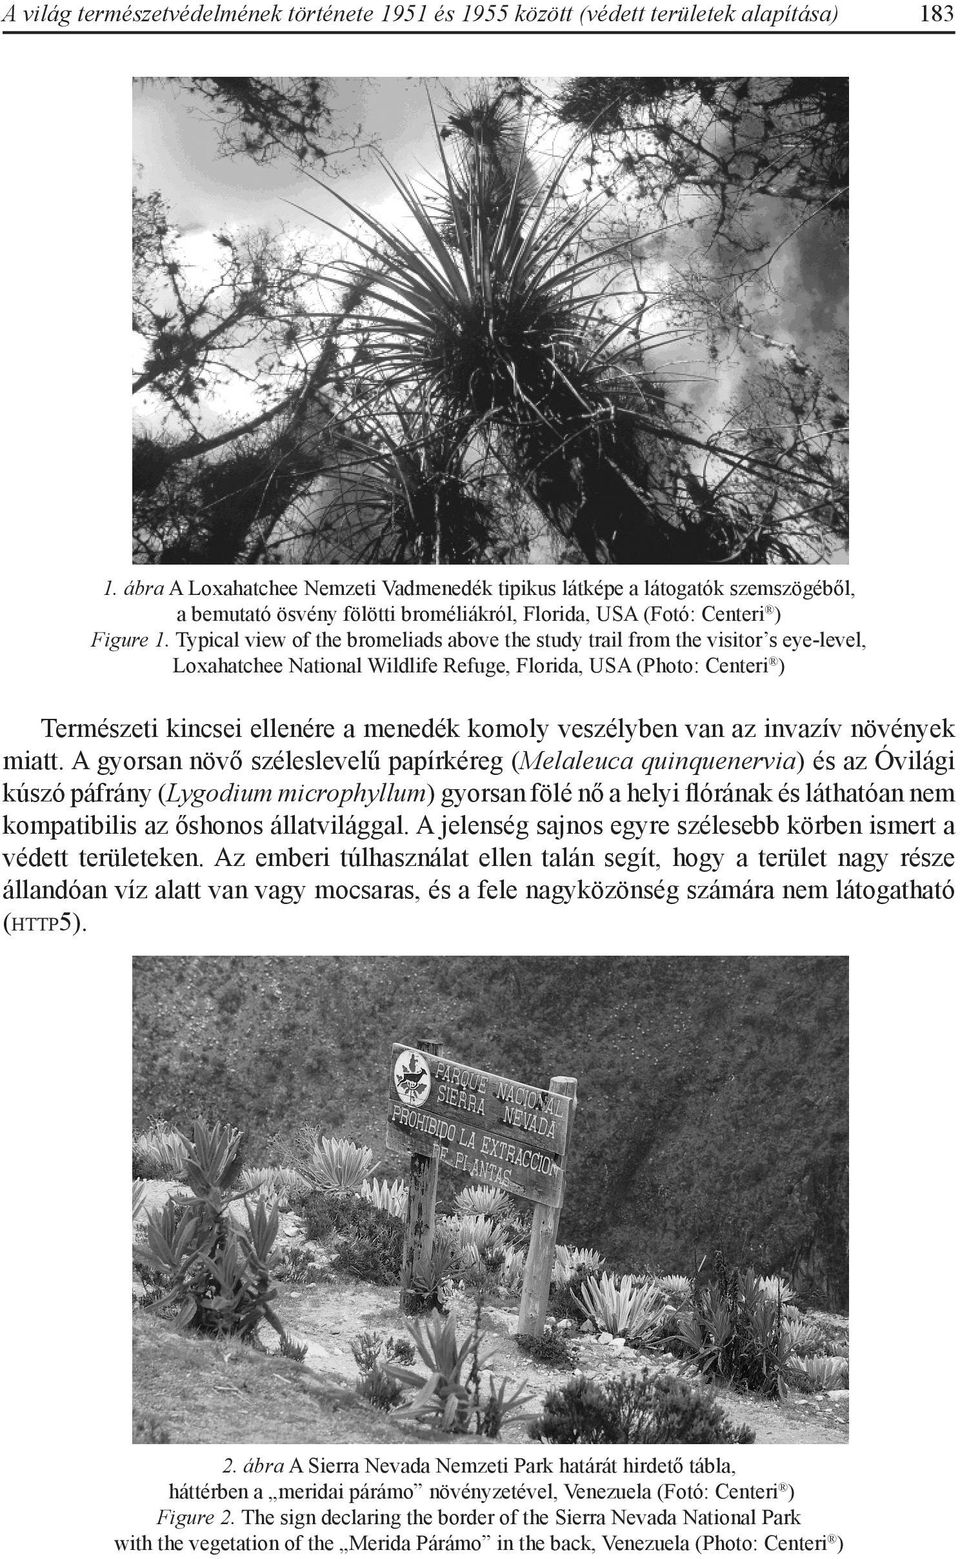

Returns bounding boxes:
[133,78,849,567]
[132,955,849,1446]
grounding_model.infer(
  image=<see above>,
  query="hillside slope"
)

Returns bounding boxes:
[132,956,848,1304]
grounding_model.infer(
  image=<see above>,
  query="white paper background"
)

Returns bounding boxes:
[1,17,956,1555]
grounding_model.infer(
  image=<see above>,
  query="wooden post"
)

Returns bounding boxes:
[399,1040,440,1313]
[518,1076,577,1338]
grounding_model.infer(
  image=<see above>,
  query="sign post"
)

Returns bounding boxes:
[398,1039,440,1314]
[518,1075,578,1337]
[387,1045,577,1335]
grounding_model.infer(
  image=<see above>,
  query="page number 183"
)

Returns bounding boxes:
[922,5,954,19]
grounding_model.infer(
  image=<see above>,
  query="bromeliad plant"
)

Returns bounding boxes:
[787,1354,848,1392]
[576,1271,666,1343]
[133,1120,189,1179]
[304,1132,378,1195]
[239,1165,310,1206]
[455,1185,516,1220]
[297,88,696,566]
[291,83,847,566]
[554,1245,605,1284]
[133,1118,302,1350]
[360,1176,408,1219]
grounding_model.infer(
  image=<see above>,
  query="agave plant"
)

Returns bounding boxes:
[781,1315,825,1358]
[133,1121,189,1179]
[239,1165,310,1206]
[132,1118,302,1353]
[455,1185,515,1220]
[444,1214,512,1260]
[133,1179,147,1224]
[499,1246,527,1294]
[386,1311,497,1432]
[361,1176,409,1219]
[576,1272,665,1342]
[788,1354,848,1391]
[411,1231,466,1313]
[553,1245,605,1284]
[388,1310,533,1436]
[656,1274,693,1307]
[757,1275,797,1307]
[180,1117,245,1213]
[305,1133,378,1196]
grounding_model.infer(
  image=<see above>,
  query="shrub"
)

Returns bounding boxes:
[806,1312,849,1357]
[133,1118,297,1350]
[352,1332,415,1410]
[273,1245,322,1285]
[634,1375,755,1444]
[530,1371,755,1444]
[133,1412,171,1444]
[528,1372,611,1443]
[676,1267,793,1398]
[550,1277,588,1324]
[280,1336,309,1362]
[304,1133,378,1196]
[409,1232,466,1313]
[388,1311,535,1436]
[516,1325,577,1369]
[301,1190,404,1285]
[577,1272,665,1342]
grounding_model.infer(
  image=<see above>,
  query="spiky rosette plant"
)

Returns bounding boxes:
[296,91,696,563]
[304,1132,378,1195]
[310,109,607,416]
[296,86,838,564]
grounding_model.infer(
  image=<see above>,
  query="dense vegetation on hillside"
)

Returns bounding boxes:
[132,956,847,1305]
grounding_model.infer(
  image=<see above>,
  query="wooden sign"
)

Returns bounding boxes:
[387,1042,578,1336]
[387,1044,572,1208]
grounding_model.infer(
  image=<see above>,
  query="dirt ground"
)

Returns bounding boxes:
[133,1183,848,1446]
